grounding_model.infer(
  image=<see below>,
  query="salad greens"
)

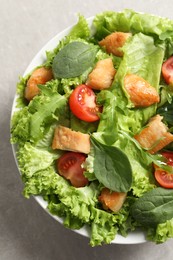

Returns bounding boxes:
[52,42,98,78]
[91,137,132,192]
[11,9,173,246]
[131,187,173,227]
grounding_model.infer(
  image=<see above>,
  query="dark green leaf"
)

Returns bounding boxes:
[157,101,173,125]
[131,187,173,226]
[52,41,98,78]
[91,136,132,192]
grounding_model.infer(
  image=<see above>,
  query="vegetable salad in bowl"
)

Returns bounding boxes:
[11,9,173,246]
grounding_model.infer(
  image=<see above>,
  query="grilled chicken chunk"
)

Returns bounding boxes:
[135,115,173,154]
[87,58,116,90]
[99,32,132,57]
[25,67,53,101]
[52,126,90,154]
[99,188,127,212]
[124,74,160,107]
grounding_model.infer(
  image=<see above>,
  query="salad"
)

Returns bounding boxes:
[11,9,173,246]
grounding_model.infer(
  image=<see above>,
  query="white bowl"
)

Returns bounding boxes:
[11,16,146,245]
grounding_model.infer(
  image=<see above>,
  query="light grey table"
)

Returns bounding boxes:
[1,0,173,259]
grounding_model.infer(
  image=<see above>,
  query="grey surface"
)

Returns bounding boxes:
[1,0,173,259]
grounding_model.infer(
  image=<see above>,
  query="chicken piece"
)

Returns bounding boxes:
[25,67,53,101]
[135,115,173,154]
[52,126,90,154]
[99,32,132,57]
[86,58,116,90]
[124,74,160,107]
[98,188,127,212]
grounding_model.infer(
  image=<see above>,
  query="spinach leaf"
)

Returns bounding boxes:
[131,187,173,226]
[52,41,98,78]
[91,136,132,192]
[157,101,173,125]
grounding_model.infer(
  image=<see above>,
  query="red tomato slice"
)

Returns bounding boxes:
[162,56,173,85]
[69,84,102,122]
[154,169,173,189]
[161,151,173,166]
[154,151,173,188]
[57,152,88,188]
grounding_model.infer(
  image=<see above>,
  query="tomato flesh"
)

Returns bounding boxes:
[155,169,173,188]
[162,56,173,85]
[154,151,173,188]
[161,151,173,166]
[57,152,88,187]
[69,84,102,122]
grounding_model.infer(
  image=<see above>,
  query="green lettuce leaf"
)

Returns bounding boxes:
[70,113,98,134]
[116,133,156,197]
[117,33,164,93]
[15,75,29,107]
[23,167,59,197]
[94,9,173,40]
[68,14,90,40]
[90,207,117,246]
[11,107,31,144]
[23,166,68,198]
[29,92,68,141]
[11,80,69,144]
[18,143,59,179]
[48,200,84,230]
[58,182,99,223]
[147,218,173,243]
[96,90,118,145]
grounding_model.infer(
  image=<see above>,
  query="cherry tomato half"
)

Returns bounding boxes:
[154,151,173,188]
[161,151,173,166]
[162,56,173,85]
[69,84,102,122]
[57,152,88,188]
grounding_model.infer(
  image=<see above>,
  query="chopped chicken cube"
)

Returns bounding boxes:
[99,32,132,57]
[99,188,127,212]
[124,74,160,107]
[87,58,116,90]
[25,67,53,101]
[52,126,90,154]
[135,115,173,154]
